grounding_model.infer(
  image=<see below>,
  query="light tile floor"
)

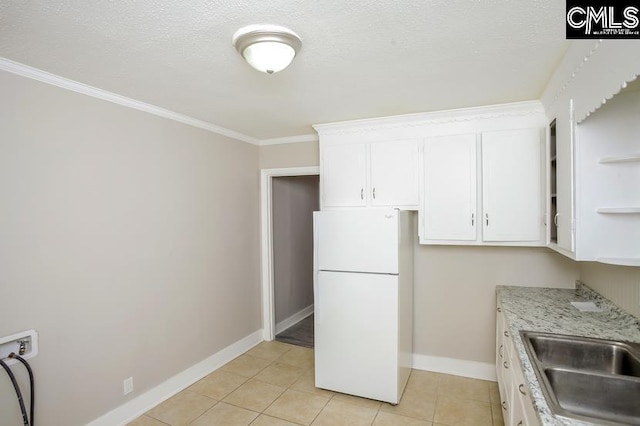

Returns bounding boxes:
[128,341,504,426]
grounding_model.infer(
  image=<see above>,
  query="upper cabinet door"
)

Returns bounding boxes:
[482,129,543,242]
[321,143,367,207]
[370,139,419,208]
[423,134,477,241]
[554,102,576,253]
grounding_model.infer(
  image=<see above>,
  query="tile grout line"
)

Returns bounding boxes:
[307,391,333,426]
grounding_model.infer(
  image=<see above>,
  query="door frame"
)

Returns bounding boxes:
[260,166,320,341]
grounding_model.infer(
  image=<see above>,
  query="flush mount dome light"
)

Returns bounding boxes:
[232,24,301,74]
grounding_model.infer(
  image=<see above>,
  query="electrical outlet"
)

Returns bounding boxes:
[123,377,134,395]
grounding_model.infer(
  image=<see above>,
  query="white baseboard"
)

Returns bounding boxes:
[275,304,314,335]
[412,354,497,382]
[87,330,263,426]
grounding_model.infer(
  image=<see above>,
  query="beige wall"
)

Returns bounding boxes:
[413,244,579,364]
[259,141,319,169]
[272,176,319,323]
[579,263,640,319]
[0,71,261,425]
[263,143,582,366]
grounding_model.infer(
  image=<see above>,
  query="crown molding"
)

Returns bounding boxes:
[578,72,639,123]
[540,39,640,124]
[0,57,260,145]
[313,100,545,136]
[572,41,640,123]
[544,40,603,112]
[259,133,318,146]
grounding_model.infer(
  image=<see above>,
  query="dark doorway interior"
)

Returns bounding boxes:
[271,175,319,348]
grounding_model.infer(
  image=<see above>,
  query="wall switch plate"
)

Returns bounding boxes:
[124,377,133,395]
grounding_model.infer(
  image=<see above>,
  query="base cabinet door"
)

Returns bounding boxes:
[496,298,541,426]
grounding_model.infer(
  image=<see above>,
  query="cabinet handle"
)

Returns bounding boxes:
[373,187,376,199]
[499,344,503,358]
[517,421,523,426]
[519,384,526,396]
[485,213,489,226]
[502,401,507,411]
[497,307,502,313]
[360,188,364,200]
[471,213,475,226]
[504,330,509,338]
[554,213,559,226]
[503,361,509,369]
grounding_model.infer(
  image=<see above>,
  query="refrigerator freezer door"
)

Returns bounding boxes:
[314,209,399,274]
[315,270,400,403]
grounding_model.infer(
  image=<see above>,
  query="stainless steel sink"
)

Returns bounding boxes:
[527,332,640,377]
[521,331,640,425]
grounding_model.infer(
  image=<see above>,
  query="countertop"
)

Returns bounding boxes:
[496,282,640,426]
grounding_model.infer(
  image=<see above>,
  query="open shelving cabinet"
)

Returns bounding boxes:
[574,78,640,265]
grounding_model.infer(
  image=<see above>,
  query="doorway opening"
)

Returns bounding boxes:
[260,167,320,347]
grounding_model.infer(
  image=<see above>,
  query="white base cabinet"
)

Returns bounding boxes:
[496,301,540,426]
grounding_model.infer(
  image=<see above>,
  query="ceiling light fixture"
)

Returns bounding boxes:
[232,24,301,74]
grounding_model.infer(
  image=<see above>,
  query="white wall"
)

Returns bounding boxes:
[272,176,319,324]
[0,70,261,425]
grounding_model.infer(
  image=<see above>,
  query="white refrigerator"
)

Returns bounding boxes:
[313,208,414,404]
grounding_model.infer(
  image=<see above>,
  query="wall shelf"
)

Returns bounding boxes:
[596,207,640,214]
[599,154,640,164]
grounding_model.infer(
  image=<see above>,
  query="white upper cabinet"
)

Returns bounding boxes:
[319,139,419,210]
[423,134,477,241]
[573,83,640,265]
[541,41,640,265]
[315,101,547,247]
[321,143,367,207]
[547,100,576,255]
[421,128,545,246]
[482,129,543,242]
[370,139,419,207]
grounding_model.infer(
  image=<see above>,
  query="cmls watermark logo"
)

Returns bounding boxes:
[566,1,640,38]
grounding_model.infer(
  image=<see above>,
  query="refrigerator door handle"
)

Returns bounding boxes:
[315,277,321,326]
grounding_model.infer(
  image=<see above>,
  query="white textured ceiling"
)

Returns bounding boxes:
[0,1,569,141]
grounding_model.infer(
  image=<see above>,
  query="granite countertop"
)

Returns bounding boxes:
[496,282,640,426]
